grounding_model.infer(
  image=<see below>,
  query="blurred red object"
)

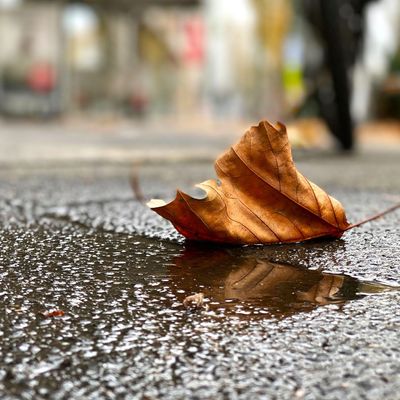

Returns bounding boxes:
[40,310,65,318]
[27,63,55,93]
[182,18,204,65]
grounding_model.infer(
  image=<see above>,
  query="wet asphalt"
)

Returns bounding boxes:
[0,154,399,400]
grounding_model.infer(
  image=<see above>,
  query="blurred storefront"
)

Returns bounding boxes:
[0,1,62,116]
[0,0,399,139]
[0,0,295,121]
[0,0,206,119]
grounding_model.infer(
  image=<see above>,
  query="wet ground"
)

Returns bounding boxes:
[0,155,400,399]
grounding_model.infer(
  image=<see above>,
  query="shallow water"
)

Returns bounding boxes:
[1,221,399,398]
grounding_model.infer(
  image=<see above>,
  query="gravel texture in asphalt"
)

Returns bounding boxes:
[0,156,399,400]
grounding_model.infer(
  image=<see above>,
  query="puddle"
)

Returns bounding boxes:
[1,218,397,324]
[1,220,399,398]
[170,244,399,318]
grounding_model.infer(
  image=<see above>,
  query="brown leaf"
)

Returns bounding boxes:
[40,310,65,318]
[182,292,205,309]
[148,120,350,244]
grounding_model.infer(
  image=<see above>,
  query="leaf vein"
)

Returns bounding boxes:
[327,194,340,228]
[204,184,263,243]
[263,121,281,192]
[305,177,322,217]
[272,211,305,240]
[226,150,338,229]
[178,192,213,233]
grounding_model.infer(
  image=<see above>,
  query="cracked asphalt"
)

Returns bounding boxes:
[0,149,399,399]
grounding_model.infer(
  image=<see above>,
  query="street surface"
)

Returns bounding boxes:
[0,121,399,399]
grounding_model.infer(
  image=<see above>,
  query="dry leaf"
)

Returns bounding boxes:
[182,292,205,309]
[40,310,65,318]
[148,121,350,244]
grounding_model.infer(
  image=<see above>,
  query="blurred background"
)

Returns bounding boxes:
[1,0,400,164]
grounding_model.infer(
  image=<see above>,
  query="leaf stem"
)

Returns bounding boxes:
[345,202,400,231]
[130,163,145,204]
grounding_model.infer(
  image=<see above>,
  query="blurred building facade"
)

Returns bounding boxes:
[0,2,62,116]
[0,0,297,121]
[0,0,399,126]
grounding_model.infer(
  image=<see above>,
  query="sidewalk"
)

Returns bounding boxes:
[0,117,245,166]
[0,117,399,400]
[1,117,400,167]
[1,117,399,197]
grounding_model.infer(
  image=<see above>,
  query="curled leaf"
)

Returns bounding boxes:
[148,121,349,244]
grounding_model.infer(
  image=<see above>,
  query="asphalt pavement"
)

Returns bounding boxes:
[0,121,399,399]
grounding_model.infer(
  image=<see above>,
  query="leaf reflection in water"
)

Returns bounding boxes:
[170,246,399,319]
